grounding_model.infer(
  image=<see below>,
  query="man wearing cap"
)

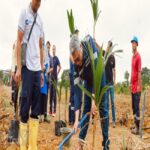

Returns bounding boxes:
[15,0,44,149]
[70,34,109,150]
[130,36,142,135]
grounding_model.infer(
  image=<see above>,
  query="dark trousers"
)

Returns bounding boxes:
[69,74,75,123]
[79,77,109,149]
[20,66,41,123]
[12,78,19,114]
[132,92,141,128]
[40,93,48,116]
[50,79,57,113]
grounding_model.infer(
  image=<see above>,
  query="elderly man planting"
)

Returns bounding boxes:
[70,35,109,150]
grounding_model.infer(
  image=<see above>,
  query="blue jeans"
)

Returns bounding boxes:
[79,77,109,149]
[107,83,116,123]
[20,66,41,123]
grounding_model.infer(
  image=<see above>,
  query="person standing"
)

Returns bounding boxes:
[15,0,44,149]
[130,36,142,135]
[39,38,51,123]
[105,40,116,128]
[50,45,61,117]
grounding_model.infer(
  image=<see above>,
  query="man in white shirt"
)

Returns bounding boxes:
[15,0,44,150]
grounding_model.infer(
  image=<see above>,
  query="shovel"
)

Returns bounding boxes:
[7,83,20,143]
[58,112,90,150]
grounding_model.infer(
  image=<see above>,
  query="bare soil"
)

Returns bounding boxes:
[0,85,150,150]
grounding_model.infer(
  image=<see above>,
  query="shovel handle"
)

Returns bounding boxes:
[58,113,89,150]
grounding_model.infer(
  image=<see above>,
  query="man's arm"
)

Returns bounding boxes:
[48,68,53,73]
[17,31,24,71]
[15,30,24,82]
[112,55,116,85]
[57,65,61,75]
[39,37,44,71]
[113,68,116,85]
[57,58,61,75]
[137,55,142,91]
[73,65,82,132]
[138,71,141,85]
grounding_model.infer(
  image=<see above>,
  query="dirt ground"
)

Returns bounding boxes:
[0,85,150,150]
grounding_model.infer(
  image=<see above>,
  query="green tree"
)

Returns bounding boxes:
[62,69,70,122]
[141,67,150,90]
[124,71,129,86]
[0,70,3,80]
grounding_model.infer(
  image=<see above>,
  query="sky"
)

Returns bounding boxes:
[0,0,150,82]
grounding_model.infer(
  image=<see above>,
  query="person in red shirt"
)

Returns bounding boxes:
[130,36,142,135]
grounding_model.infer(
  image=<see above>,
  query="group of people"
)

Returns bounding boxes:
[10,0,142,150]
[69,34,141,150]
[38,41,61,123]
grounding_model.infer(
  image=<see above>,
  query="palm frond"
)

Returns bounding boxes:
[98,85,111,106]
[67,9,75,34]
[104,42,123,66]
[90,0,101,38]
[95,47,104,105]
[78,83,94,100]
[51,78,60,98]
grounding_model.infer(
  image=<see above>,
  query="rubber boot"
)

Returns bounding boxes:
[28,118,39,150]
[19,122,28,150]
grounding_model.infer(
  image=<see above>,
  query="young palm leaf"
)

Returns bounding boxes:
[52,73,65,121]
[90,0,101,38]
[104,44,123,66]
[63,70,70,122]
[67,9,75,35]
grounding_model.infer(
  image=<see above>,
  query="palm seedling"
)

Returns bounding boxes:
[62,70,70,122]
[52,73,65,121]
[77,42,123,149]
[52,73,68,136]
[90,0,101,38]
[67,9,75,35]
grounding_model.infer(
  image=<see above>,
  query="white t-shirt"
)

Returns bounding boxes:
[18,4,43,71]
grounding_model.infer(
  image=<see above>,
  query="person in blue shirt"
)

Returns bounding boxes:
[50,45,61,117]
[39,42,51,123]
[69,35,109,150]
